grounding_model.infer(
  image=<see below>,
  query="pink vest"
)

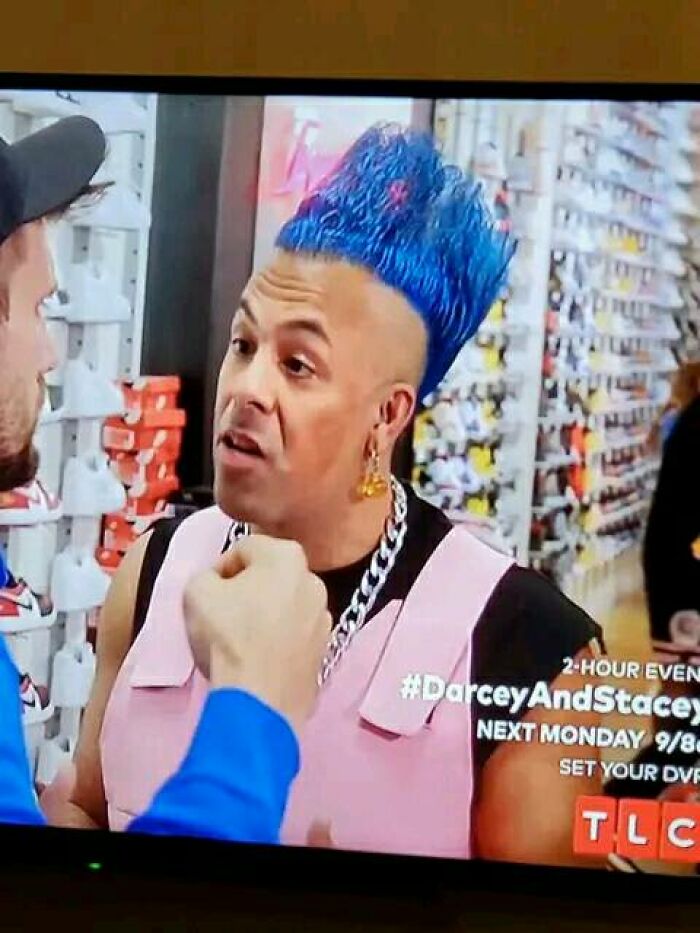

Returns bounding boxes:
[101,506,513,858]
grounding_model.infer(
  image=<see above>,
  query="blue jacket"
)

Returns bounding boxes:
[0,636,298,842]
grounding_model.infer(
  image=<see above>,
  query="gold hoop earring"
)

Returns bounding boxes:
[357,443,389,499]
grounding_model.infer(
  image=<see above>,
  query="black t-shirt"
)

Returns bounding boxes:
[132,486,601,783]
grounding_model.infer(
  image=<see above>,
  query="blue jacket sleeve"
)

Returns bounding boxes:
[0,637,45,826]
[127,689,299,843]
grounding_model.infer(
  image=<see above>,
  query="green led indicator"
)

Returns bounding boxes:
[88,862,102,871]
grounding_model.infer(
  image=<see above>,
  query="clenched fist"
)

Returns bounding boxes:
[183,535,331,735]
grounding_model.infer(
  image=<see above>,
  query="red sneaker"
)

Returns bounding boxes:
[0,577,56,634]
[0,479,62,525]
[19,673,52,725]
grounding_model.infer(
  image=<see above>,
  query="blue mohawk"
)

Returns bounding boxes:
[275,123,516,401]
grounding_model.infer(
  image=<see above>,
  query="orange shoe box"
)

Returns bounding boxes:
[127,475,180,503]
[119,477,180,519]
[110,452,178,487]
[121,376,181,413]
[103,424,183,454]
[122,496,172,519]
[103,512,164,552]
[107,408,186,431]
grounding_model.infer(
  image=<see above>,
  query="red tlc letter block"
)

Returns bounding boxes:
[573,796,617,856]
[659,802,700,863]
[616,799,660,860]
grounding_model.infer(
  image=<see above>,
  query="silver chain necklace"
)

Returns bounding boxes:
[225,475,408,684]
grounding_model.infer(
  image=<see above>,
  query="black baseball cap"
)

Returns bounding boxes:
[0,115,106,246]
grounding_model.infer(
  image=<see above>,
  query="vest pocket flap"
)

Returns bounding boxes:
[359,529,513,737]
[359,697,433,737]
[360,669,454,736]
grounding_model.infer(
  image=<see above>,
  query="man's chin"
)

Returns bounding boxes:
[0,443,39,494]
[214,477,267,525]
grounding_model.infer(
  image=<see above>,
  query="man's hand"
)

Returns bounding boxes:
[183,535,331,735]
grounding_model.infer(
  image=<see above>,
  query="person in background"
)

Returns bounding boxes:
[648,359,700,453]
[0,114,330,842]
[644,358,700,647]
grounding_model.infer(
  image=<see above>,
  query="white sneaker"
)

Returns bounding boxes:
[668,154,694,185]
[507,151,533,191]
[426,451,452,486]
[564,102,591,128]
[664,219,688,247]
[79,92,148,134]
[596,148,626,178]
[575,224,596,254]
[51,643,96,708]
[454,343,488,377]
[36,735,75,787]
[42,292,67,321]
[669,187,700,218]
[557,180,586,211]
[19,673,53,726]
[63,360,125,419]
[657,279,684,309]
[427,456,463,492]
[675,129,699,156]
[62,454,127,517]
[9,90,82,118]
[591,189,613,216]
[561,137,588,165]
[62,264,131,324]
[661,250,686,277]
[473,141,507,180]
[73,184,151,231]
[460,458,483,495]
[38,390,67,425]
[431,400,467,445]
[50,548,111,612]
[551,227,579,251]
[0,577,57,634]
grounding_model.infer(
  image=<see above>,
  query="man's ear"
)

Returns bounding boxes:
[374,383,417,454]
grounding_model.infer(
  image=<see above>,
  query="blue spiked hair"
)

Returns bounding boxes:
[275,123,516,401]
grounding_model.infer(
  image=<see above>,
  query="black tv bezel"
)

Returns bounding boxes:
[0,71,698,902]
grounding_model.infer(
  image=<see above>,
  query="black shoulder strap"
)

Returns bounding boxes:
[131,516,187,647]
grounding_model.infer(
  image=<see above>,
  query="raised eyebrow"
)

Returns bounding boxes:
[238,297,257,325]
[278,318,331,346]
[234,299,330,346]
[230,298,257,334]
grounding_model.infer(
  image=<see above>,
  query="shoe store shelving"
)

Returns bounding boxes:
[534,99,697,596]
[0,90,159,784]
[674,105,700,364]
[414,98,700,592]
[413,98,560,561]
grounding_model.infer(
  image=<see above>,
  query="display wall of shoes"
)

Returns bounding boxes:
[414,100,544,557]
[533,100,698,590]
[419,99,699,582]
[0,89,158,782]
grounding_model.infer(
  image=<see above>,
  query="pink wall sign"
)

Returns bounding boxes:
[253,96,416,270]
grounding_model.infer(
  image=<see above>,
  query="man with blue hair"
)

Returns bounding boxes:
[50,124,603,867]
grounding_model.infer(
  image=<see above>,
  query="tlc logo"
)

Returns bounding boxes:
[574,796,700,862]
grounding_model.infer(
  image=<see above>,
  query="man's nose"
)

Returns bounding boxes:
[229,350,277,414]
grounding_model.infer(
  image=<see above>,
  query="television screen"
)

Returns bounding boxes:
[1,82,700,881]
